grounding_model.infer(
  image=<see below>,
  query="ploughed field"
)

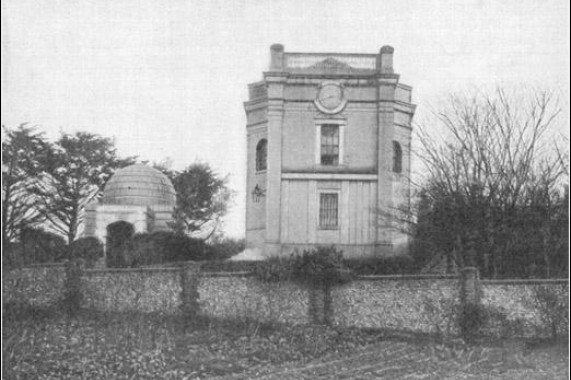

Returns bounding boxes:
[3,307,568,379]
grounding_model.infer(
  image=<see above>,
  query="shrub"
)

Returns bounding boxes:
[69,237,104,268]
[205,237,246,261]
[343,255,422,275]
[19,227,67,264]
[124,231,207,267]
[199,260,262,272]
[254,246,352,286]
[253,255,294,283]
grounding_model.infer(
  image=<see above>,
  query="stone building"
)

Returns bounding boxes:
[83,164,176,243]
[244,44,416,258]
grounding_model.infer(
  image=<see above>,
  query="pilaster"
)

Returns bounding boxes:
[264,76,286,254]
[376,77,398,246]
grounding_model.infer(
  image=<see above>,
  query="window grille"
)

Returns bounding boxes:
[392,141,402,173]
[319,193,339,228]
[320,125,339,165]
[256,139,267,171]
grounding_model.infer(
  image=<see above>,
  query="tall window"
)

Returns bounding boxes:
[320,125,339,165]
[392,141,402,173]
[256,139,267,171]
[319,193,339,229]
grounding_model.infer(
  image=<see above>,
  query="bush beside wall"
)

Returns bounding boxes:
[343,256,423,275]
[69,237,104,268]
[199,260,262,272]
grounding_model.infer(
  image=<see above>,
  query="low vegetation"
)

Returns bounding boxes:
[3,305,568,380]
[3,306,388,380]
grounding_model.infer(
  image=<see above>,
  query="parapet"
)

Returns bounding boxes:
[268,44,396,75]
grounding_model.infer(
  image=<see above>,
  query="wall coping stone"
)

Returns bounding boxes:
[85,267,182,275]
[201,271,253,278]
[18,263,67,268]
[357,274,459,281]
[481,278,569,285]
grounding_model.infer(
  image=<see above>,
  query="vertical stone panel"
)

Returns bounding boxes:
[180,262,201,319]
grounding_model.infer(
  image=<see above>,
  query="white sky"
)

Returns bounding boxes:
[2,0,570,237]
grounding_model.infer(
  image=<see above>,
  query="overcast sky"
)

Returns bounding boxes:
[2,0,570,237]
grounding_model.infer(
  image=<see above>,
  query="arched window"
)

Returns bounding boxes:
[256,139,267,172]
[392,141,402,174]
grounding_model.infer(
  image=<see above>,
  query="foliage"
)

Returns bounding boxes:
[119,231,207,267]
[166,162,234,238]
[4,310,569,380]
[254,246,352,286]
[2,124,51,246]
[200,260,262,272]
[69,237,104,268]
[106,221,135,268]
[253,255,295,283]
[206,236,246,261]
[343,256,423,275]
[531,285,569,341]
[1,311,393,380]
[414,89,568,278]
[32,131,135,243]
[18,227,68,265]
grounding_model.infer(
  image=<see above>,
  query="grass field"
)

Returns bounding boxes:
[3,305,568,379]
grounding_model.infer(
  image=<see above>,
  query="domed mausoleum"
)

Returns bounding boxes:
[83,164,176,243]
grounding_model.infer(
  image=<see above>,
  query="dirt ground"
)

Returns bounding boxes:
[3,308,569,379]
[215,338,569,380]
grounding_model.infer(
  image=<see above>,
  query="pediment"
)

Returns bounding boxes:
[309,57,352,70]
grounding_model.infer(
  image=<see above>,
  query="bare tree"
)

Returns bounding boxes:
[414,88,567,278]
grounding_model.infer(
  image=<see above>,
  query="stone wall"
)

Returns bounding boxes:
[82,268,182,314]
[198,273,309,325]
[333,275,460,334]
[4,264,568,338]
[480,279,569,337]
[3,264,66,307]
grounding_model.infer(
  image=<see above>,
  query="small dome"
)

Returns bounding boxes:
[102,164,176,207]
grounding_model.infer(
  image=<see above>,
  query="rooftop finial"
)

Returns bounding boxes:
[378,45,394,74]
[269,43,285,71]
[270,43,284,52]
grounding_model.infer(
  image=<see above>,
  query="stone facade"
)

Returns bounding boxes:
[244,44,416,258]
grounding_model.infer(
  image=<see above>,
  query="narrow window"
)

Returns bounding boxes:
[256,139,267,171]
[392,141,402,173]
[320,125,339,165]
[319,193,339,228]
